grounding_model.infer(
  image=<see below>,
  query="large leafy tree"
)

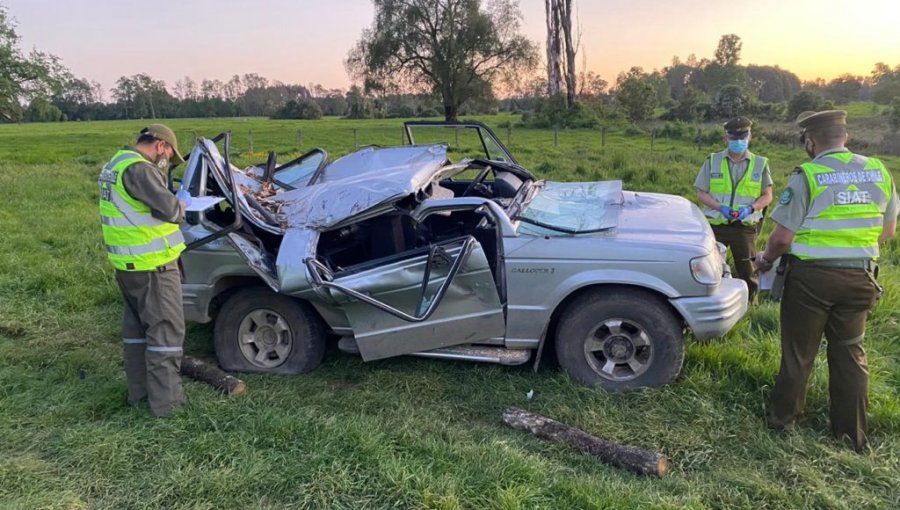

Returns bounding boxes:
[614,67,658,122]
[111,74,174,119]
[0,4,67,122]
[346,0,537,121]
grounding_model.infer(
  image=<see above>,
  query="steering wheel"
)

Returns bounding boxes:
[462,164,493,197]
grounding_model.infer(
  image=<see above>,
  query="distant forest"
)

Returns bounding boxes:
[2,3,899,126]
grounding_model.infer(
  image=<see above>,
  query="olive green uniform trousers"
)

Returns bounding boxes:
[711,223,759,300]
[767,260,880,450]
[115,261,185,417]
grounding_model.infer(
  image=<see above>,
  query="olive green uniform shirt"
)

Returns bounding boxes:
[693,149,774,193]
[120,146,185,224]
[770,148,899,232]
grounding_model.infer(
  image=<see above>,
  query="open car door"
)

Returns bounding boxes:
[306,206,506,361]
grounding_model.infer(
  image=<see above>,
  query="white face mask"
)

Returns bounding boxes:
[155,142,170,170]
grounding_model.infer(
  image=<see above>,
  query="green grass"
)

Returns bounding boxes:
[1,116,899,509]
[836,101,888,118]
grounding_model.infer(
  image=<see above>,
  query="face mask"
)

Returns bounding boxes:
[727,139,748,154]
[804,140,815,159]
[155,154,169,170]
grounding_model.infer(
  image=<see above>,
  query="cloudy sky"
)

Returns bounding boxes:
[5,0,899,96]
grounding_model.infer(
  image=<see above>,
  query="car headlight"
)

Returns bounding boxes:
[690,253,722,286]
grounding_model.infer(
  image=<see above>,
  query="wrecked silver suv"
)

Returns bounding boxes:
[175,122,747,390]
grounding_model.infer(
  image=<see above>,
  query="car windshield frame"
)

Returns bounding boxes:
[272,148,328,190]
[404,121,518,165]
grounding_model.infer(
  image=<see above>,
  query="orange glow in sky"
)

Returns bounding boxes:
[5,0,900,93]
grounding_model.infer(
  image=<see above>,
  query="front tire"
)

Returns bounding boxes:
[214,287,325,374]
[555,289,684,391]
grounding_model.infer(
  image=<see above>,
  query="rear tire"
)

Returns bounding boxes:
[555,288,684,391]
[214,287,325,374]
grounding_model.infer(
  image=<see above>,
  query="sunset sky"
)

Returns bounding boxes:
[5,0,899,97]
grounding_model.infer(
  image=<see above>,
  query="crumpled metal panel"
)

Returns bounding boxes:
[203,141,453,234]
[275,227,319,294]
[269,145,450,229]
[328,241,505,361]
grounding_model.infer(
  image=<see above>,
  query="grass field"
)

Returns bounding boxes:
[1,115,899,509]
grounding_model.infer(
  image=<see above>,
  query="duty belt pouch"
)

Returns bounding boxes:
[867,263,883,300]
[770,256,790,301]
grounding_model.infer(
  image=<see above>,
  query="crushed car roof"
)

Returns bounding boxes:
[200,140,454,231]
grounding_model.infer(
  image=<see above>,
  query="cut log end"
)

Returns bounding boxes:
[502,406,668,478]
[180,356,247,396]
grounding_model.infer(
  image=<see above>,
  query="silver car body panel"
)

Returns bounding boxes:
[179,124,749,369]
[326,239,505,360]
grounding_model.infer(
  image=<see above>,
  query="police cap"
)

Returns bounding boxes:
[796,110,847,132]
[723,116,752,135]
[140,124,185,165]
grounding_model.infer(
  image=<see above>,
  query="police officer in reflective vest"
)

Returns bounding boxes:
[695,116,774,300]
[98,124,192,417]
[754,110,899,450]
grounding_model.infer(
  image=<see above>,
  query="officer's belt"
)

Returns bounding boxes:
[788,255,874,270]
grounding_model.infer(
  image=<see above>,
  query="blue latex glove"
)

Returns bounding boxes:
[737,205,753,221]
[719,205,733,219]
[176,189,192,207]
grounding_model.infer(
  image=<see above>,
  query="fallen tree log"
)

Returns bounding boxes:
[501,407,668,477]
[180,356,247,396]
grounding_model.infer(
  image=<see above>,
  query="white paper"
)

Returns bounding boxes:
[185,196,225,212]
[758,256,780,291]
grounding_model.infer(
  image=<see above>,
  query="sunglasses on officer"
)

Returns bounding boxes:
[726,131,750,140]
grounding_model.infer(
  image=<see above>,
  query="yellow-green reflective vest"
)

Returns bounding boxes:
[702,150,767,225]
[98,150,185,271]
[791,151,892,260]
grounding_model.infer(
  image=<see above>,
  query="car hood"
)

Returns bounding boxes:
[517,185,713,250]
[614,191,713,245]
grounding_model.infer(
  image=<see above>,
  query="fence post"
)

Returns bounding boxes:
[601,126,607,148]
[650,128,656,150]
[402,126,406,145]
[248,129,253,153]
[455,126,459,147]
[353,128,358,150]
[298,129,303,150]
[554,125,559,147]
[506,125,512,147]
[696,128,702,152]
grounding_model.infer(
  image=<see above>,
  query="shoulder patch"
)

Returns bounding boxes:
[779,188,793,205]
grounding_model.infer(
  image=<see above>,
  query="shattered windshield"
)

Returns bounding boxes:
[517,181,623,235]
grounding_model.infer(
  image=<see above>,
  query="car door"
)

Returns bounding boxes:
[306,205,506,361]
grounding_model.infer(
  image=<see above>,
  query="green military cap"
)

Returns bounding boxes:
[796,109,847,131]
[723,116,752,134]
[141,124,185,165]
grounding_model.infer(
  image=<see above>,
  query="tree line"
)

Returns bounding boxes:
[3,2,900,128]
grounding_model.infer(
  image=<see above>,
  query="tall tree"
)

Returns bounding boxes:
[347,0,537,121]
[112,74,171,119]
[544,0,562,96]
[0,5,68,121]
[545,0,577,108]
[824,74,863,103]
[557,0,577,108]
[614,67,658,122]
[870,62,900,104]
[714,34,742,66]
